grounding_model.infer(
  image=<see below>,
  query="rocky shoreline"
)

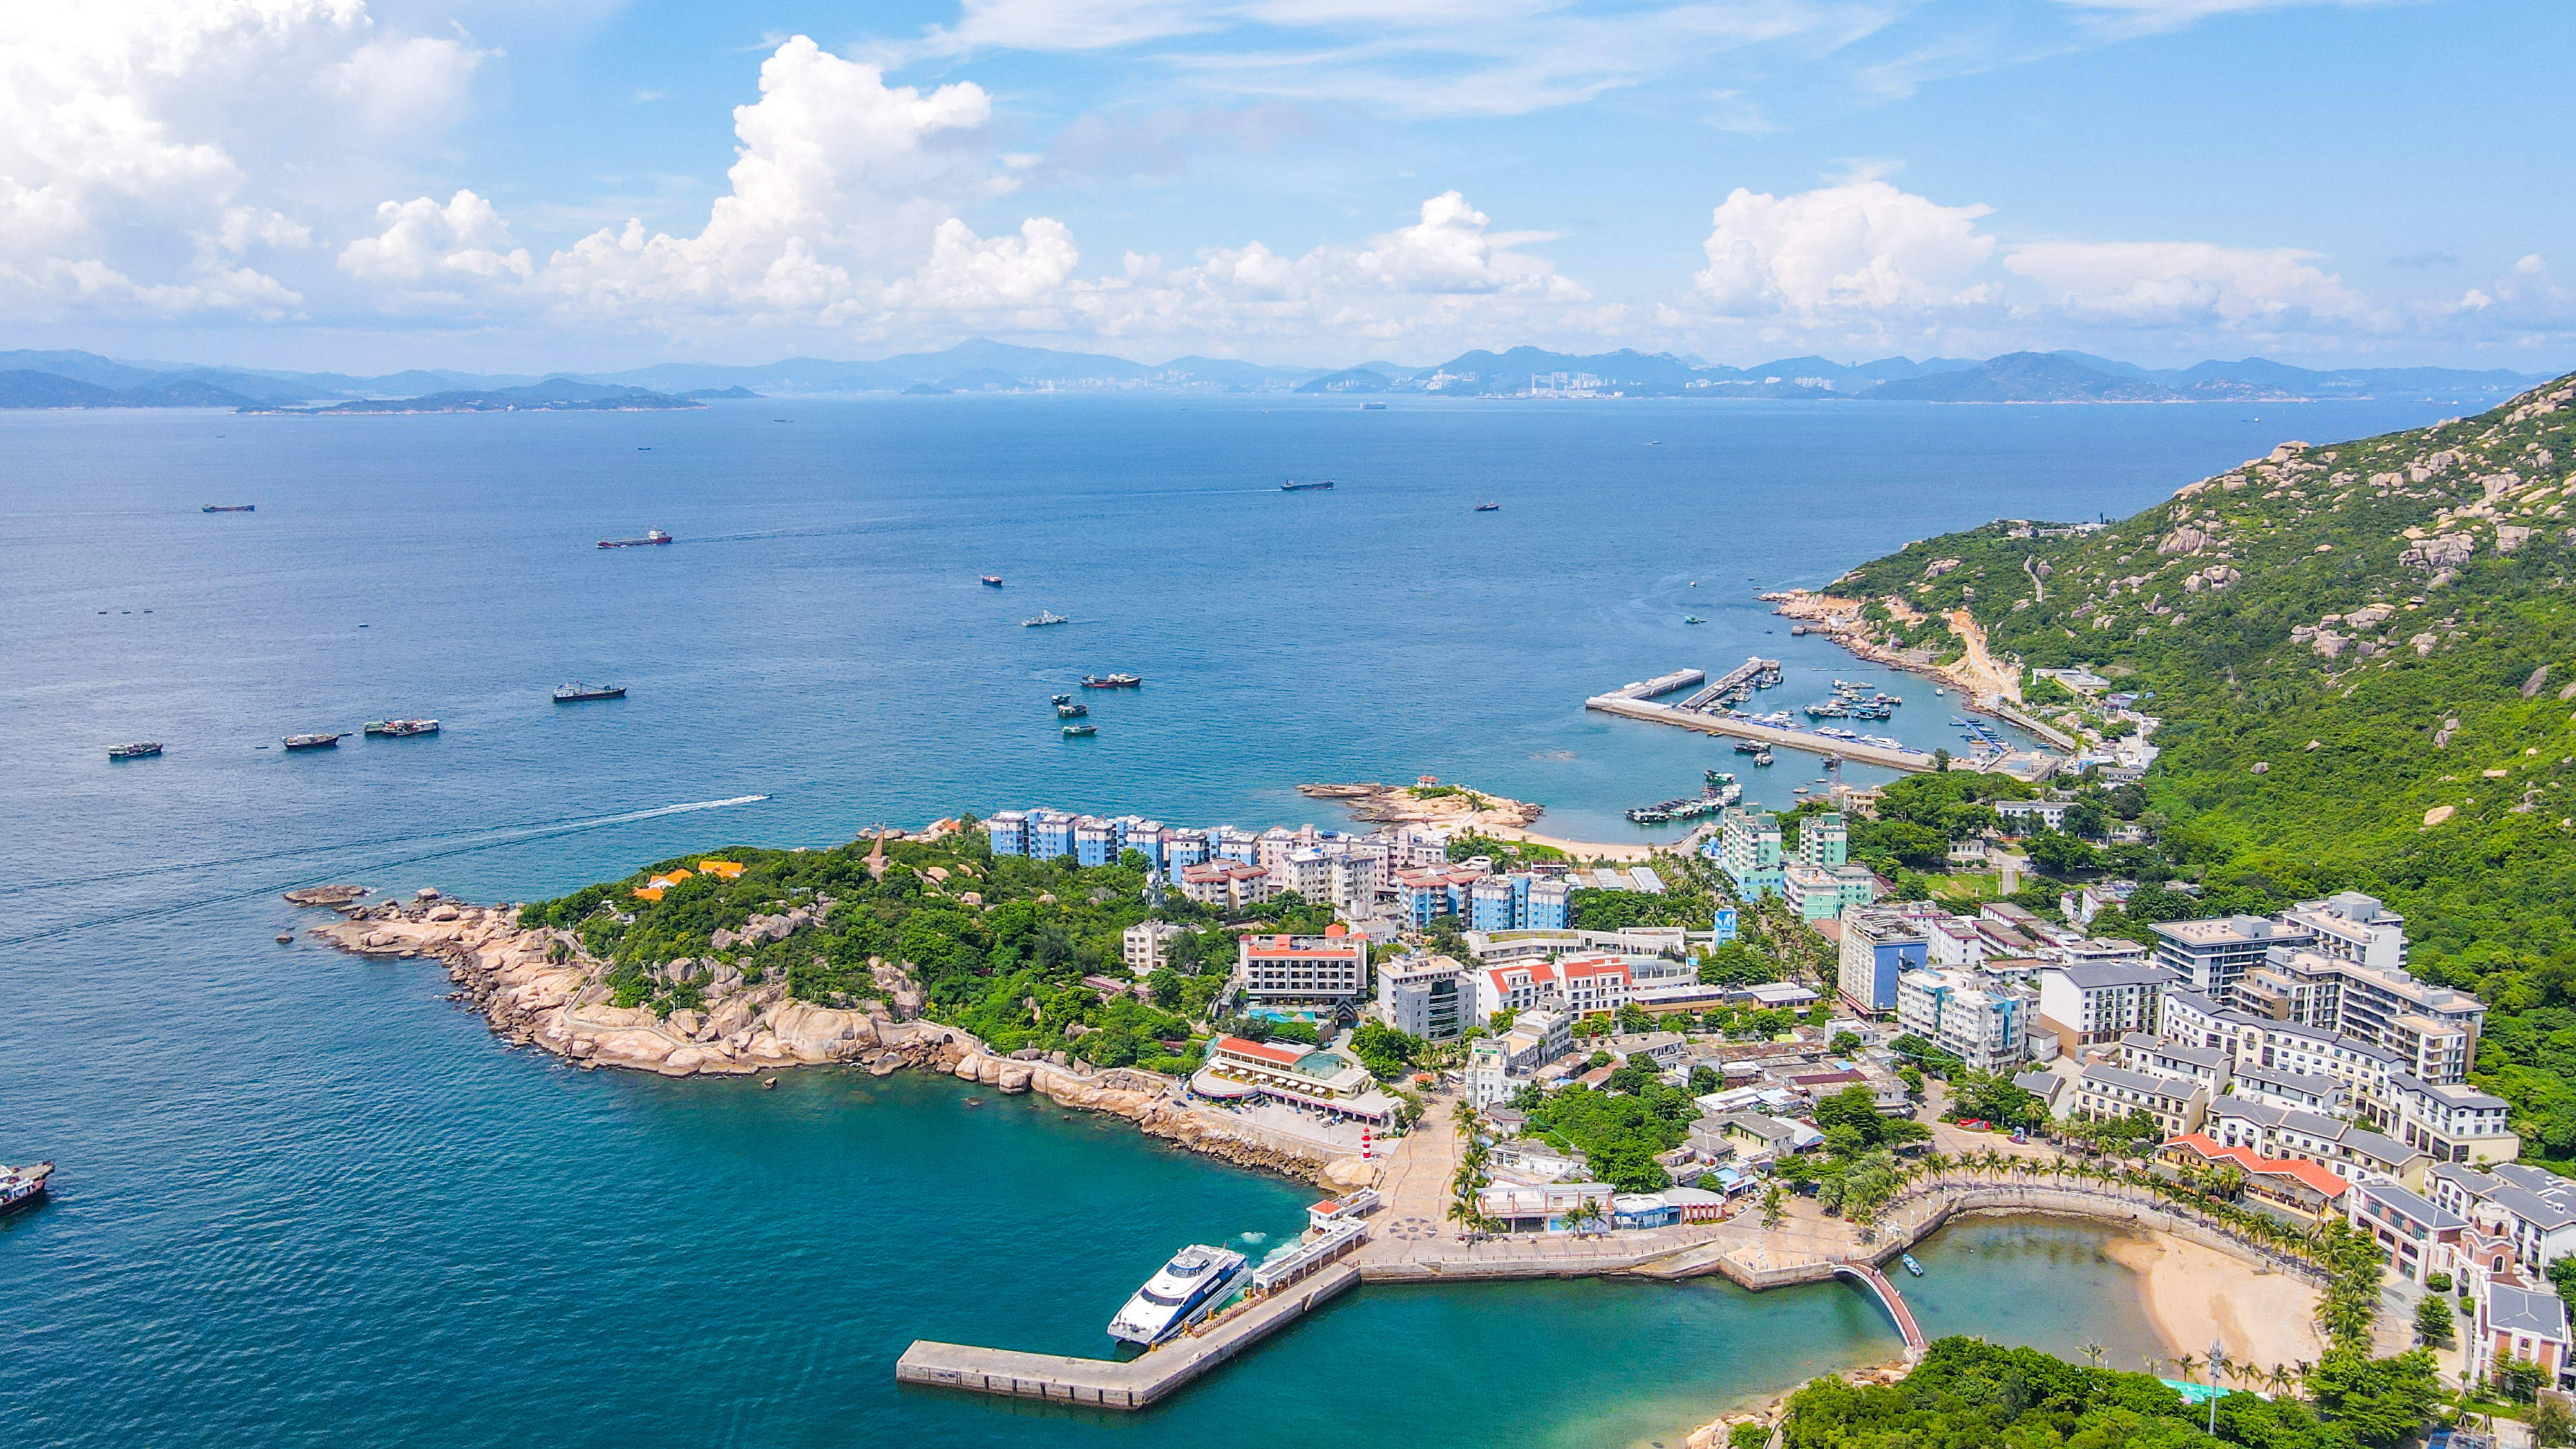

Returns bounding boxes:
[1299,780,1544,831]
[290,887,1372,1190]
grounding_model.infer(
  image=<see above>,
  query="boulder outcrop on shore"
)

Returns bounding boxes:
[292,890,1345,1185]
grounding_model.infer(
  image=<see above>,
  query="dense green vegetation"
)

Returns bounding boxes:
[1833,374,2576,1161]
[1513,1060,1701,1191]
[520,831,1242,1072]
[1774,1337,2443,1449]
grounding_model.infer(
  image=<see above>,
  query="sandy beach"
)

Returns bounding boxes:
[2103,1229,2325,1376]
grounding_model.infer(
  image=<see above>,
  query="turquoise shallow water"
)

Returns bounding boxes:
[0,395,2454,1446]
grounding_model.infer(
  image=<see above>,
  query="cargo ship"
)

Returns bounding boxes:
[553,683,626,702]
[1081,674,1142,688]
[1,1160,52,1217]
[1281,478,1335,491]
[363,719,440,737]
[202,504,255,513]
[283,732,344,750]
[598,529,673,549]
[107,742,162,760]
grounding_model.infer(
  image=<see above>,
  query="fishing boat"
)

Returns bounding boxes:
[107,742,162,760]
[1107,1244,1249,1347]
[1062,723,1097,738]
[1684,615,1705,625]
[1280,478,1335,492]
[1023,611,1071,627]
[1752,747,1774,766]
[201,504,255,513]
[1057,702,1088,718]
[1474,502,1500,512]
[980,575,1004,587]
[283,733,343,750]
[1,1161,52,1217]
[1901,1253,1924,1277]
[1050,694,1074,706]
[553,683,626,702]
[1734,739,1766,755]
[1081,674,1142,688]
[598,529,673,549]
[363,719,440,737]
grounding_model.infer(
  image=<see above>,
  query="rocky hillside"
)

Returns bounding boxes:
[1830,372,2576,1158]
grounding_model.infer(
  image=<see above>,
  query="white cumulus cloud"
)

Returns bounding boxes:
[1693,177,2000,317]
[542,36,999,321]
[2002,239,2367,327]
[339,189,531,285]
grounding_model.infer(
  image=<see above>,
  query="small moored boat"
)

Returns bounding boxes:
[1057,703,1088,718]
[1081,673,1142,688]
[1062,723,1097,738]
[1474,502,1499,512]
[1023,611,1071,628]
[1901,1253,1924,1277]
[980,575,1005,587]
[283,733,343,750]
[363,719,440,737]
[108,742,162,760]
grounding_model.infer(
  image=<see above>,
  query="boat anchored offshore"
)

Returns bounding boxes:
[1081,673,1142,688]
[1281,478,1335,492]
[553,683,627,702]
[1023,611,1071,628]
[107,742,162,760]
[363,719,440,737]
[1062,723,1097,738]
[980,575,1005,587]
[598,529,673,549]
[1057,702,1088,718]
[283,732,344,750]
[1107,1244,1249,1346]
[202,504,255,513]
[1684,615,1705,625]
[1474,502,1500,512]
[1,1160,53,1217]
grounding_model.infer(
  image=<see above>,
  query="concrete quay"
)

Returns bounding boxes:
[895,1263,1360,1410]
[1585,694,1940,772]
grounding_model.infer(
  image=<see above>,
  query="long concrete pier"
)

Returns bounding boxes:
[1585,695,1940,772]
[895,1264,1359,1410]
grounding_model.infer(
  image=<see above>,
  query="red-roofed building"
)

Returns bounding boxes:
[1473,956,1631,1025]
[1237,933,1370,1008]
[2159,1133,2354,1224]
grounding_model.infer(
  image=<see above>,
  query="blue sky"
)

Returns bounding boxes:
[4,0,2570,372]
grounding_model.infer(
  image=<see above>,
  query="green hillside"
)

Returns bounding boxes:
[1828,372,2576,1157]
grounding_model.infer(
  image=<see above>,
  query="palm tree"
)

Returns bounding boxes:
[2174,1352,2201,1385]
[2080,1341,2107,1369]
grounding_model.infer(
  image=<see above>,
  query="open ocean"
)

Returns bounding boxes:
[0,393,2458,1446]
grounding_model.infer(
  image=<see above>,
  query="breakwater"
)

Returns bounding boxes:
[1585,693,1941,771]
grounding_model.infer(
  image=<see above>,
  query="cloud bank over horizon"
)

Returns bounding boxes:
[1,0,2566,372]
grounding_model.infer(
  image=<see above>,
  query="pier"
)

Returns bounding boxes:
[1606,667,1705,701]
[1677,656,1780,711]
[896,1263,1360,1410]
[1586,694,1940,772]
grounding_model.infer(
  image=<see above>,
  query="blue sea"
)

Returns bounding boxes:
[0,394,2455,1446]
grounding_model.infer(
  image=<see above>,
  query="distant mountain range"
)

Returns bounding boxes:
[245,379,706,414]
[0,340,2551,411]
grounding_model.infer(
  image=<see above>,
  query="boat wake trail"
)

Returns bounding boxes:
[0,795,772,948]
[2,797,771,896]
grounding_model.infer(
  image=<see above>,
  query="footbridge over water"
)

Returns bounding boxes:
[1832,1261,1927,1360]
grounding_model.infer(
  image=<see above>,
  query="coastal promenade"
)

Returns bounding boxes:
[1584,694,1940,772]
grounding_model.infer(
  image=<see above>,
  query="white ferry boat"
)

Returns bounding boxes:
[1107,1244,1249,1347]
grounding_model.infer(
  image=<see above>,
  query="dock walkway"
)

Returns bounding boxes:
[896,1264,1359,1410]
[1586,694,1940,772]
